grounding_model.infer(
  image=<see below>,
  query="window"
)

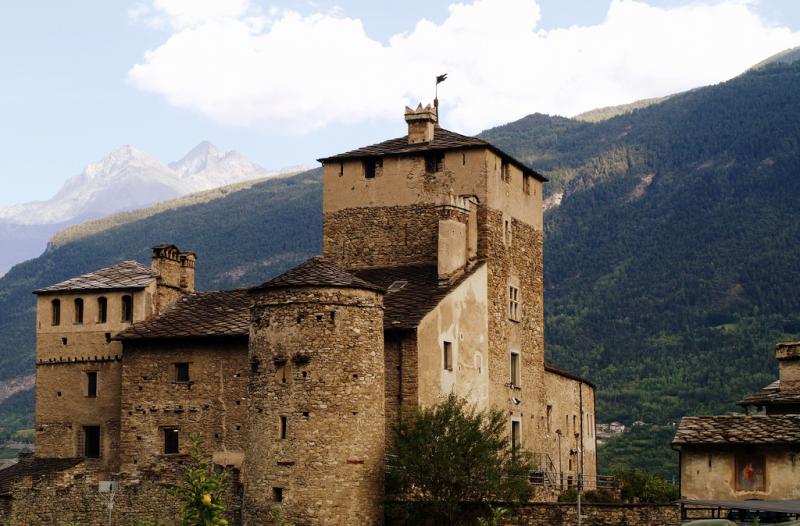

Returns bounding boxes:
[573,415,577,436]
[83,426,101,458]
[51,299,61,326]
[511,420,521,457]
[501,161,510,183]
[74,298,84,324]
[273,487,284,502]
[174,363,190,383]
[363,158,381,179]
[97,297,107,323]
[86,371,97,398]
[462,152,466,166]
[503,219,512,245]
[508,286,519,321]
[164,428,179,454]
[510,351,520,387]
[546,405,553,434]
[280,416,287,439]
[523,174,532,195]
[121,295,133,322]
[443,341,453,371]
[425,152,444,173]
[338,162,344,176]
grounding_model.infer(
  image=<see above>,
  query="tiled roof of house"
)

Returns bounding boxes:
[672,415,800,445]
[317,127,547,182]
[0,457,82,496]
[739,380,800,407]
[544,363,596,389]
[115,289,251,341]
[250,257,385,293]
[353,261,484,329]
[34,261,155,294]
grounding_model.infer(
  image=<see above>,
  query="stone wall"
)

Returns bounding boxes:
[385,502,680,526]
[2,464,243,526]
[384,330,419,446]
[246,286,386,526]
[119,338,249,473]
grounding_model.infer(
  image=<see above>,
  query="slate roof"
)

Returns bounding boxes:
[250,257,384,293]
[0,457,82,496]
[738,380,800,407]
[544,363,596,389]
[672,415,800,445]
[317,127,547,182]
[353,262,484,329]
[115,289,251,341]
[34,261,155,294]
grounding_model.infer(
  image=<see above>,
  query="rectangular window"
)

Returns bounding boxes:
[573,415,577,436]
[501,161,510,183]
[425,152,444,173]
[51,300,61,326]
[74,298,84,324]
[164,428,179,454]
[546,405,553,433]
[83,426,101,458]
[510,352,520,387]
[97,297,107,323]
[174,363,190,383]
[273,487,284,502]
[280,415,288,439]
[121,295,133,322]
[443,341,453,371]
[86,371,97,398]
[503,219,512,245]
[511,420,521,456]
[508,286,519,321]
[364,158,381,179]
[523,174,532,195]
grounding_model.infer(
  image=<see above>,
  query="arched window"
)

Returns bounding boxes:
[97,297,107,324]
[121,295,133,323]
[51,299,61,326]
[74,298,84,324]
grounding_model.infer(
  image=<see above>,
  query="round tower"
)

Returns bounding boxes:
[244,257,385,526]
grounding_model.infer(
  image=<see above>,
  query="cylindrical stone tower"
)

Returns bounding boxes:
[244,257,385,526]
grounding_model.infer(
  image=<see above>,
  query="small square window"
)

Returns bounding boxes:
[364,158,381,179]
[273,487,284,502]
[443,341,453,371]
[164,428,179,454]
[175,363,190,383]
[425,152,444,173]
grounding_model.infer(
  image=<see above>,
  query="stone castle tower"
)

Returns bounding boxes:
[245,258,386,525]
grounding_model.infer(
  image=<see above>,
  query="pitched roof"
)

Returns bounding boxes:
[0,457,82,496]
[673,415,800,445]
[353,261,484,329]
[738,380,800,407]
[115,289,251,341]
[250,257,384,293]
[317,127,547,182]
[34,261,155,294]
[544,362,596,389]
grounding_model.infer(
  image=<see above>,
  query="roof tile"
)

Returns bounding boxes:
[673,415,800,445]
[35,261,154,294]
[250,257,384,293]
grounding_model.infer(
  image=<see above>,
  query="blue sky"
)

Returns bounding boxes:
[1,0,799,206]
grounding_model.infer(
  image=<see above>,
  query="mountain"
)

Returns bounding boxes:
[2,60,800,477]
[0,142,283,275]
[750,45,800,70]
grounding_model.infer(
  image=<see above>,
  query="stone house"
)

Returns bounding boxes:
[2,102,597,525]
[673,341,800,500]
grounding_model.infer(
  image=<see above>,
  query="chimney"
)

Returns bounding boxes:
[151,244,196,313]
[776,341,800,391]
[404,103,437,144]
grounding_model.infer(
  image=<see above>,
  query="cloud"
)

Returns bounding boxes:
[128,0,800,134]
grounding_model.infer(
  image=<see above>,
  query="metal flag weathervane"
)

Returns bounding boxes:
[435,73,448,115]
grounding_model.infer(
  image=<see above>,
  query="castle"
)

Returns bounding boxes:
[1,103,597,525]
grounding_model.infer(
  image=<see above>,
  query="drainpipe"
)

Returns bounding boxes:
[578,382,584,526]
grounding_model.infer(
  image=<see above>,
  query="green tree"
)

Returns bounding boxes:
[386,393,535,525]
[172,434,229,526]
[612,468,679,503]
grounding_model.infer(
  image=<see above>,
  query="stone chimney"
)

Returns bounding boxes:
[404,103,437,144]
[776,341,800,391]
[151,244,196,313]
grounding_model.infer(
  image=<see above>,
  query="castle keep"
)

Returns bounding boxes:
[0,103,596,525]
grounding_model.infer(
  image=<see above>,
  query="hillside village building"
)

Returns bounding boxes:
[0,103,597,525]
[673,341,800,501]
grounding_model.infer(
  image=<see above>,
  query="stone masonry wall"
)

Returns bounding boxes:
[384,331,419,447]
[246,286,386,526]
[2,463,243,526]
[119,339,249,473]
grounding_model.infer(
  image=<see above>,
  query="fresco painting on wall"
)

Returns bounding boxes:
[735,455,766,491]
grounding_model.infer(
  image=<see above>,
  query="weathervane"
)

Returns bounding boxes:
[435,73,447,120]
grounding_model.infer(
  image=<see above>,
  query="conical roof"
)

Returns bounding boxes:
[250,256,384,293]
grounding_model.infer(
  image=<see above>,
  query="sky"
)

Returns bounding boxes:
[1,0,799,207]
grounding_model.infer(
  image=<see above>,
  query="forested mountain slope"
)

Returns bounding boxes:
[481,62,800,423]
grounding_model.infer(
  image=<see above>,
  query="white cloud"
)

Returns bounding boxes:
[128,0,800,134]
